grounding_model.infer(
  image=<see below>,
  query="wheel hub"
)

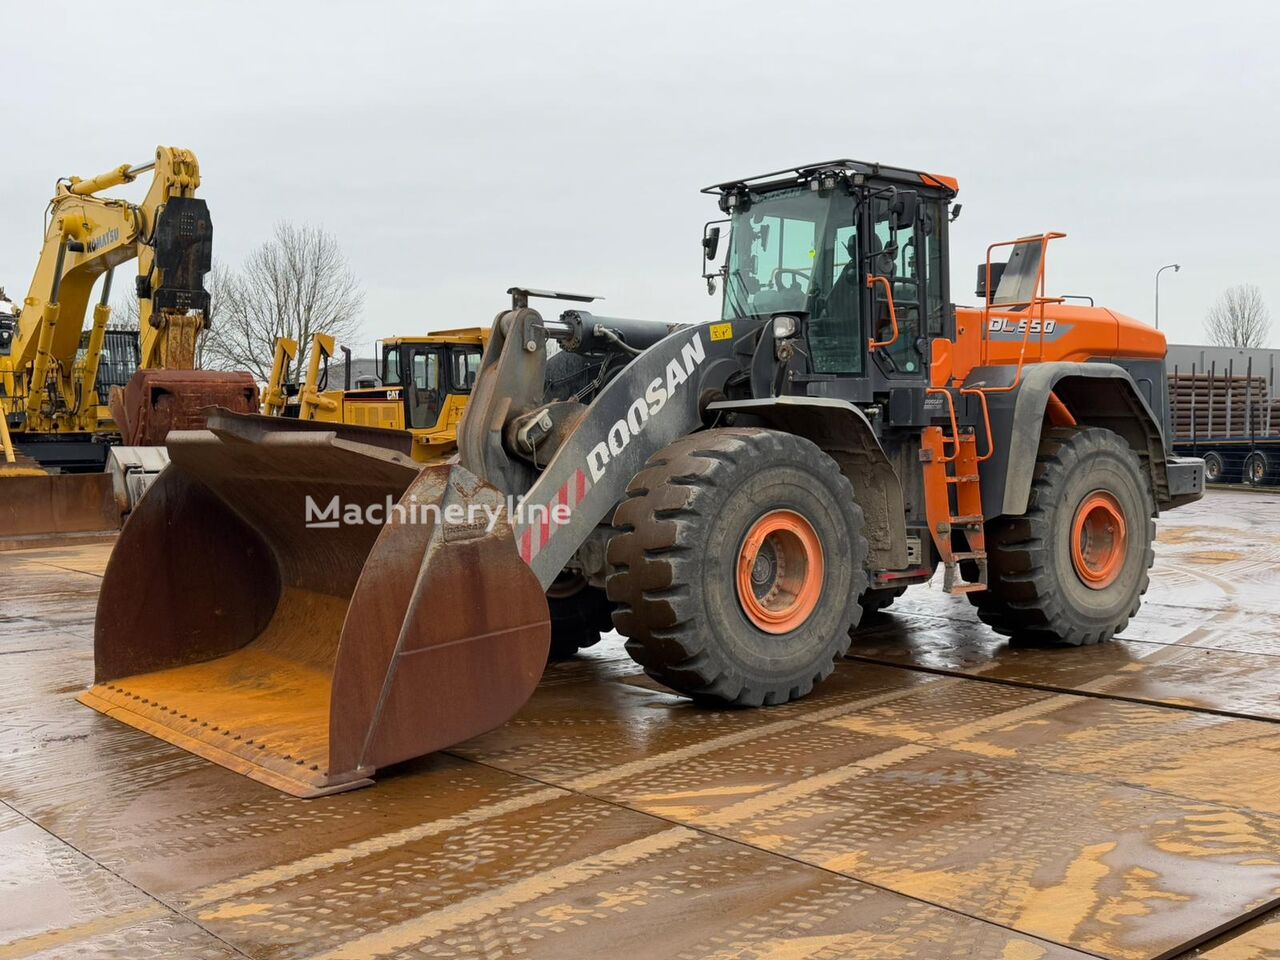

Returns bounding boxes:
[1071,490,1127,590]
[736,510,824,634]
[751,545,777,588]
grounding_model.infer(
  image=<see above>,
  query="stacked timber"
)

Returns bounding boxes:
[1167,372,1276,439]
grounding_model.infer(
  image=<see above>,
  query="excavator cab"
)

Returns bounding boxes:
[0,292,16,357]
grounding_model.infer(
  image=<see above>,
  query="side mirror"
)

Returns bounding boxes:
[703,226,720,261]
[892,190,918,230]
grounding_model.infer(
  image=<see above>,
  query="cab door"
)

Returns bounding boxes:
[406,346,445,430]
[866,195,928,379]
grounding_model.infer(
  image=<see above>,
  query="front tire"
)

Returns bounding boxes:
[970,426,1154,646]
[607,428,868,706]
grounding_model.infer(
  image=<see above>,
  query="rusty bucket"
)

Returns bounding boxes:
[0,473,119,548]
[79,417,549,796]
[108,368,261,445]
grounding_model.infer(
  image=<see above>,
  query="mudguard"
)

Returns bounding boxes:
[706,396,909,571]
[971,361,1176,516]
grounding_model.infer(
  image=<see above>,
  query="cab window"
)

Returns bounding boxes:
[870,197,925,375]
[382,346,402,386]
[449,346,482,392]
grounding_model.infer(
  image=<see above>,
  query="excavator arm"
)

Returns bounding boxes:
[3,147,213,435]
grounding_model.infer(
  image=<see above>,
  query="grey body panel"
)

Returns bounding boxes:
[970,361,1194,517]
[510,322,739,588]
[708,396,909,570]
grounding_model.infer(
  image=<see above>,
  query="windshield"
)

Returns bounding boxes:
[722,187,862,373]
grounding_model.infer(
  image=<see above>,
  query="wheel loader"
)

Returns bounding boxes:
[81,159,1205,796]
[261,328,488,462]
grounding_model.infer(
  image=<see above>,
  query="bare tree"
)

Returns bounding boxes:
[111,282,140,329]
[196,261,233,368]
[1205,284,1271,348]
[201,223,365,383]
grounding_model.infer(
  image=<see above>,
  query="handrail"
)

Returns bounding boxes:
[978,232,1066,393]
[926,387,962,464]
[865,275,900,351]
[958,386,995,462]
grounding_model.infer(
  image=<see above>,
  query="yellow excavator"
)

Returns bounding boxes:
[0,147,257,540]
[262,328,488,462]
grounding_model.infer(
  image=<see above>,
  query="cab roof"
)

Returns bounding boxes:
[383,327,488,347]
[703,159,958,198]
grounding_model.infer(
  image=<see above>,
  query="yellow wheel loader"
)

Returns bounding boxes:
[82,160,1205,796]
[262,329,488,462]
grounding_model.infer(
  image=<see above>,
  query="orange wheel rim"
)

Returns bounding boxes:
[1071,491,1126,589]
[735,510,824,633]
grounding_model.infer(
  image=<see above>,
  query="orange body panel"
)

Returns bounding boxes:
[948,303,1166,385]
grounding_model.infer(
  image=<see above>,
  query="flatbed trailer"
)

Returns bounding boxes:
[1170,359,1280,484]
[1172,435,1280,485]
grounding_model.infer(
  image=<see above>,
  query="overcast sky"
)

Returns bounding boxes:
[4,0,1278,358]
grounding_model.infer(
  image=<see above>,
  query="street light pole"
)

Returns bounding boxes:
[1155,263,1180,330]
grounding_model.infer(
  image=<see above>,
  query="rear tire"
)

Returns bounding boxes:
[969,426,1154,646]
[547,575,614,660]
[1203,451,1225,484]
[1246,451,1270,487]
[607,428,867,706]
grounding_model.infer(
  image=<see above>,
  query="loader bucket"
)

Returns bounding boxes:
[79,421,549,797]
[0,472,119,548]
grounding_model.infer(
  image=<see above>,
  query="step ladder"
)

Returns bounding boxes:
[920,424,988,595]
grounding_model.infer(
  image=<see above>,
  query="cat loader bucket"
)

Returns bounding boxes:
[78,412,549,797]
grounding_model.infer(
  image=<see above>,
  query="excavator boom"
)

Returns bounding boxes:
[1,147,257,453]
[1,148,258,546]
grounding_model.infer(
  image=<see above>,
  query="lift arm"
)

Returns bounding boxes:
[262,337,299,416]
[458,301,745,589]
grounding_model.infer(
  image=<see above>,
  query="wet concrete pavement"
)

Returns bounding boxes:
[2,489,1279,959]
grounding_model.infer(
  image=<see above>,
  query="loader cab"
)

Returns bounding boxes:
[710,161,954,404]
[381,339,483,431]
